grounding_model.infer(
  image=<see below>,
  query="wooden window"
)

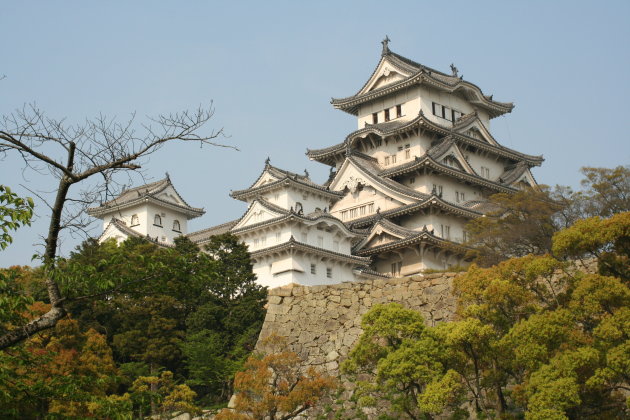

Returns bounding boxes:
[326,268,332,278]
[396,104,402,118]
[376,139,382,147]
[398,146,403,152]
[368,203,375,213]
[131,214,139,227]
[172,220,181,232]
[372,113,378,124]
[384,109,390,121]
[410,177,415,184]
[384,156,390,166]
[391,154,397,164]
[153,214,162,227]
[405,149,410,159]
[311,264,316,275]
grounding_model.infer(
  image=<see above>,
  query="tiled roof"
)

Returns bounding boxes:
[186,219,239,244]
[498,161,530,185]
[378,152,516,194]
[347,153,430,200]
[354,222,470,257]
[230,199,364,238]
[99,218,175,248]
[347,195,482,229]
[331,49,514,118]
[353,266,391,279]
[307,114,543,166]
[87,175,204,218]
[249,236,371,265]
[231,163,342,201]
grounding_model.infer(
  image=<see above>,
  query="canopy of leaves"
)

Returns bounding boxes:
[1,233,266,416]
[345,212,630,419]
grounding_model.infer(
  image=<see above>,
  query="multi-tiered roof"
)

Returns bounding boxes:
[306,38,543,273]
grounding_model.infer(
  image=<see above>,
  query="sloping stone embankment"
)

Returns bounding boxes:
[257,273,459,418]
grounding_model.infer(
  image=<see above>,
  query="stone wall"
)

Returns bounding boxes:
[256,272,459,418]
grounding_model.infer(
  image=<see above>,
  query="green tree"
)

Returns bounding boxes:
[0,105,225,349]
[464,187,562,267]
[0,185,34,250]
[342,304,464,419]
[346,213,630,419]
[579,165,630,217]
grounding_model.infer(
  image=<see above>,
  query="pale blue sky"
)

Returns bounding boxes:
[1,1,629,266]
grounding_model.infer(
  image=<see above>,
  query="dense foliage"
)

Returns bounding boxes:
[465,165,630,267]
[344,211,630,419]
[0,233,267,418]
[215,335,337,420]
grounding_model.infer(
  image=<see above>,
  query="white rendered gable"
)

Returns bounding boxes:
[155,185,187,206]
[329,159,414,205]
[455,120,499,146]
[359,57,413,95]
[99,221,132,244]
[432,143,475,175]
[354,223,406,251]
[232,200,285,230]
[511,168,538,188]
[251,170,283,188]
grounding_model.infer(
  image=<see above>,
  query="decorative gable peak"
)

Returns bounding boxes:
[87,174,204,219]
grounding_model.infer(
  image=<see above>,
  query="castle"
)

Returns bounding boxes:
[88,39,542,289]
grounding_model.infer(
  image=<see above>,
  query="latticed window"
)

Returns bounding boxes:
[153,214,162,227]
[172,220,181,232]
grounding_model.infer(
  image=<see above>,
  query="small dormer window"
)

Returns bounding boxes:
[130,214,139,227]
[172,220,181,232]
[154,214,162,227]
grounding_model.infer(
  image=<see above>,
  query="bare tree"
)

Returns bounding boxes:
[0,103,229,349]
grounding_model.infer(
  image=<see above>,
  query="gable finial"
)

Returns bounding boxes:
[304,169,309,178]
[381,35,391,56]
[265,156,271,166]
[165,171,171,180]
[450,63,459,77]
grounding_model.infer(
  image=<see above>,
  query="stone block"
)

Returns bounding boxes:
[326,350,339,361]
[268,295,283,305]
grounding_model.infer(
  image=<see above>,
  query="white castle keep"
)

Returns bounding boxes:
[88,39,542,289]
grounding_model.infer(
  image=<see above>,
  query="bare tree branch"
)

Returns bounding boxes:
[0,103,229,349]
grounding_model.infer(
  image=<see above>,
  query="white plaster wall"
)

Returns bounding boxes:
[330,186,403,222]
[144,202,188,244]
[398,212,468,243]
[465,152,508,181]
[417,86,490,129]
[375,247,466,275]
[252,252,359,288]
[367,133,433,168]
[357,87,422,128]
[412,173,485,202]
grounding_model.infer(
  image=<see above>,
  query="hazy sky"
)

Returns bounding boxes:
[1,1,629,266]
